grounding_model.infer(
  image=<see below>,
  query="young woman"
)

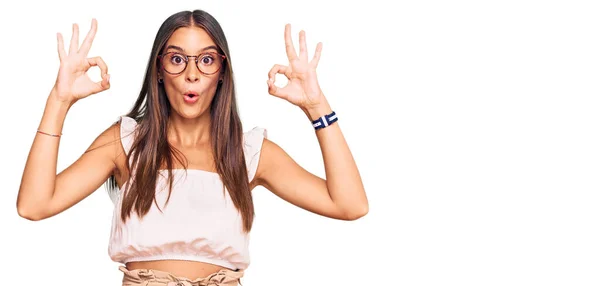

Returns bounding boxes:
[17,9,368,285]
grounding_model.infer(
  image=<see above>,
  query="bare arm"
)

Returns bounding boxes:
[16,19,114,220]
[254,102,368,220]
[17,91,118,221]
[258,24,368,220]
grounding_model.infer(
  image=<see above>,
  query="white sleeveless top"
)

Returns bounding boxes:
[107,116,266,270]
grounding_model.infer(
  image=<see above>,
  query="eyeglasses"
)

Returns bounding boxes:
[158,51,226,75]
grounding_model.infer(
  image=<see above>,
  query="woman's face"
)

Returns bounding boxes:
[159,26,224,119]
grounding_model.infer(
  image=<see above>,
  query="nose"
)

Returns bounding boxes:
[185,58,200,83]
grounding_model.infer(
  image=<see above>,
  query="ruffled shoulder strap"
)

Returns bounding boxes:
[243,126,267,182]
[107,116,139,203]
[118,115,138,155]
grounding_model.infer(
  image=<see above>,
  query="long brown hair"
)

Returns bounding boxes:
[106,10,254,232]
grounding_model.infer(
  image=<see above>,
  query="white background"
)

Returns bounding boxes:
[1,0,599,285]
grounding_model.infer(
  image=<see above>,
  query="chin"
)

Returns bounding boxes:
[175,106,209,120]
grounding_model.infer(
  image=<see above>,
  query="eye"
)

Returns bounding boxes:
[199,54,215,66]
[169,54,186,65]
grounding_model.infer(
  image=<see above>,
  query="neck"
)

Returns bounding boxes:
[167,110,212,148]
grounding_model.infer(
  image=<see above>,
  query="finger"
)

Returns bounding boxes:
[69,23,79,55]
[91,73,111,94]
[87,56,108,76]
[310,42,323,68]
[284,24,298,61]
[57,33,66,61]
[79,18,97,56]
[99,74,111,90]
[299,30,308,62]
[267,79,287,100]
[268,64,291,82]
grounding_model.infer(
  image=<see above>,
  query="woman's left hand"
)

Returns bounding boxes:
[267,24,327,113]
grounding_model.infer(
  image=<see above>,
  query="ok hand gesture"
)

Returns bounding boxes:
[53,19,110,105]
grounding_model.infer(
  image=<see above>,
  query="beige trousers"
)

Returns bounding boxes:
[119,266,244,286]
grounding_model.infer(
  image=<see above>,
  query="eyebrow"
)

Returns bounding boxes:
[165,45,219,54]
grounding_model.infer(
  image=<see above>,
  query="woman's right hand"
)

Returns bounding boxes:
[52,18,110,105]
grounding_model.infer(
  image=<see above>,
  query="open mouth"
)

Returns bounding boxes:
[183,91,199,103]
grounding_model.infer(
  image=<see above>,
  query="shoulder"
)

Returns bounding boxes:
[79,117,125,173]
[87,117,124,152]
